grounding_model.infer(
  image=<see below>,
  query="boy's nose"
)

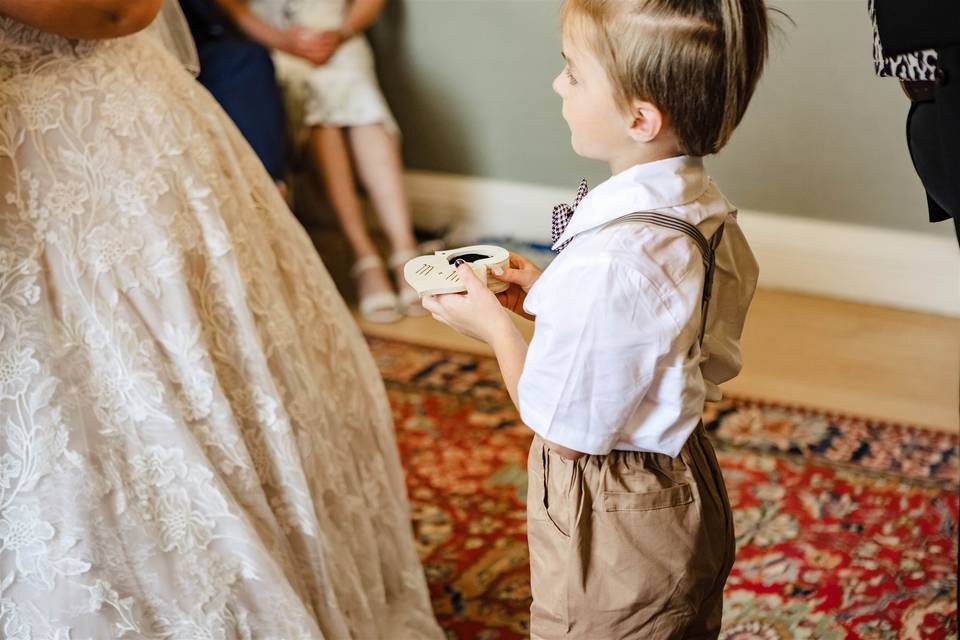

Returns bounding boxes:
[552,72,564,96]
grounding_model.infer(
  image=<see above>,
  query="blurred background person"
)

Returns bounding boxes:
[179,0,293,195]
[244,0,426,323]
[870,0,960,244]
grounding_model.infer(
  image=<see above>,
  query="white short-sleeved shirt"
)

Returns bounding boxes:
[518,156,758,457]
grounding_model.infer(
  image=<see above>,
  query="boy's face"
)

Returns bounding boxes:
[553,29,633,164]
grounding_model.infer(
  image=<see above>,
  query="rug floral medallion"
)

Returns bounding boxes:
[367,338,959,640]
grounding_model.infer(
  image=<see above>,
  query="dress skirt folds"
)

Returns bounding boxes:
[0,18,440,639]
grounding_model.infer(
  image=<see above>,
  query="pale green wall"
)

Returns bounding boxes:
[370,0,952,238]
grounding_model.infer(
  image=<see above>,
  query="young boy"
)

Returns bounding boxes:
[423,0,769,637]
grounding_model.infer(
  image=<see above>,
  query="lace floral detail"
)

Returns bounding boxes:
[17,74,64,132]
[44,180,89,220]
[0,506,55,574]
[0,347,39,399]
[0,16,440,640]
[0,454,22,489]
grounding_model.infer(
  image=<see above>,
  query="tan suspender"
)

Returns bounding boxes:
[606,212,724,345]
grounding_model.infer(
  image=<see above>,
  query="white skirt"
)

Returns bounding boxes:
[274,35,400,137]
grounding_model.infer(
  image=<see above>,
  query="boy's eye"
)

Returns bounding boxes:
[565,68,578,85]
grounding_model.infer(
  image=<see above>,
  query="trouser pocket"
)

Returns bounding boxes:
[586,450,697,614]
[527,438,576,629]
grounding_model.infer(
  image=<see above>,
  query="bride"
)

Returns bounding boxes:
[0,1,441,637]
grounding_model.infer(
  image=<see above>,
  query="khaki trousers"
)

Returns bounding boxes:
[526,424,735,639]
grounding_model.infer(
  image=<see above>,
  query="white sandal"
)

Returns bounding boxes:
[389,249,429,316]
[352,255,402,323]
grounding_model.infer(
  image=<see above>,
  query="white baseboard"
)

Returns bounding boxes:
[404,170,960,317]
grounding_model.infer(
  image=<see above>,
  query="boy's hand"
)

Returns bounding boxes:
[422,263,514,345]
[493,253,541,320]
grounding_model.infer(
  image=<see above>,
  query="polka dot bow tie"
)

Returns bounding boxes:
[551,178,589,253]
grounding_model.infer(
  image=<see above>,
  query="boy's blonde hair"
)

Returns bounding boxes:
[561,0,770,156]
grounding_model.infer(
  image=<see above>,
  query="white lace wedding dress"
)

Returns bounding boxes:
[0,17,441,640]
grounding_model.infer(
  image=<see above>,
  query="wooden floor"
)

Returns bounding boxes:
[358,289,960,433]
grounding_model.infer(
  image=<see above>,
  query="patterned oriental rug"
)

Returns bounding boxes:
[366,337,959,640]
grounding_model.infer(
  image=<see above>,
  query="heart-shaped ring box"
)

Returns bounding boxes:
[404,245,510,297]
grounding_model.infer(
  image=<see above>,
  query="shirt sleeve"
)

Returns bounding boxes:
[700,215,758,400]
[518,253,676,455]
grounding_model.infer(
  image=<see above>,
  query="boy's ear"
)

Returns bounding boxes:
[626,99,664,143]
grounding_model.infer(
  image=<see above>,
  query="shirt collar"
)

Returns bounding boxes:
[552,155,709,250]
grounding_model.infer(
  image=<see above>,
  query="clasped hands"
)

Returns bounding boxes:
[282,25,345,66]
[422,252,541,345]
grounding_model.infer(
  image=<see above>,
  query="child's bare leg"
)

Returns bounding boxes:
[307,125,395,314]
[347,124,418,254]
[347,123,421,309]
